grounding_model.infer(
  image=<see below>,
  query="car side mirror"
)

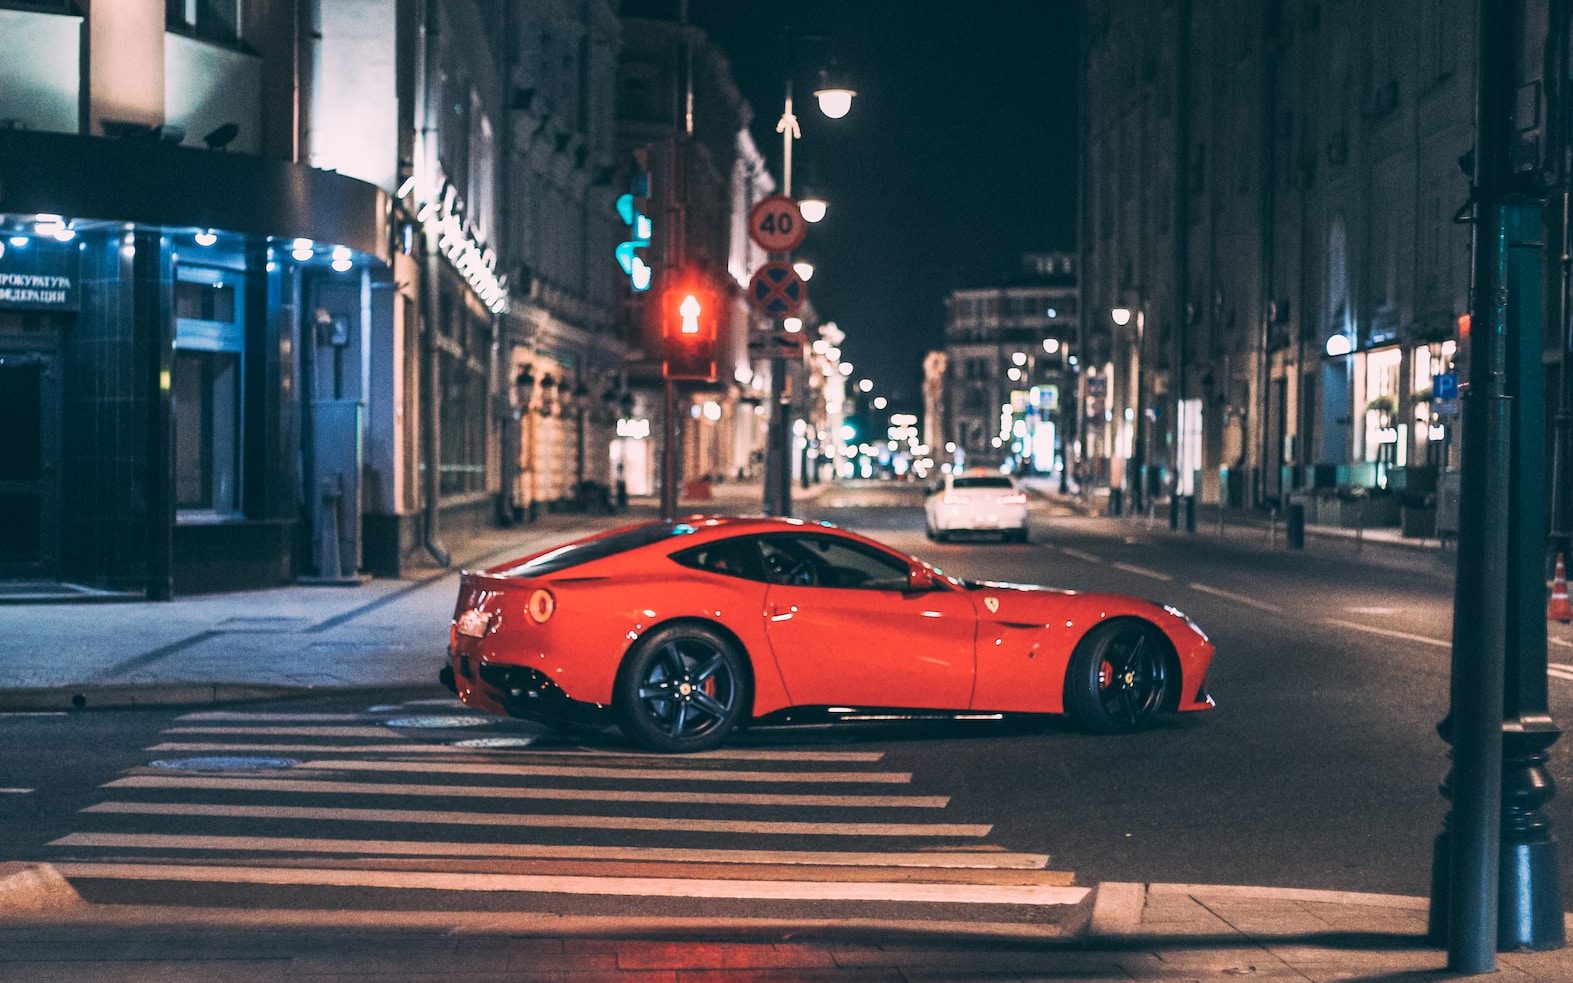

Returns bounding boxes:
[907,565,937,592]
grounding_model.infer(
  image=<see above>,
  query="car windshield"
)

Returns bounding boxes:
[495,522,698,577]
[952,477,1014,490]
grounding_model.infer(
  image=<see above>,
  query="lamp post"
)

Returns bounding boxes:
[514,365,537,522]
[572,378,589,506]
[765,64,854,517]
[1111,306,1145,515]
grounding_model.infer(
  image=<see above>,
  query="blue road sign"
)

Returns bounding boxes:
[1434,372,1458,401]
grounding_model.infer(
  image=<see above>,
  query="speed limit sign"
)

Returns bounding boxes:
[748,195,807,252]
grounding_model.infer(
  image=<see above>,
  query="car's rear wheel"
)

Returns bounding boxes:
[1063,619,1170,734]
[617,625,749,752]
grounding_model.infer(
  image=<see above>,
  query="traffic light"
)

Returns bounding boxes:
[614,172,652,291]
[662,276,719,381]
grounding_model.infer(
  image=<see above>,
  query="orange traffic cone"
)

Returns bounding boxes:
[1549,553,1573,624]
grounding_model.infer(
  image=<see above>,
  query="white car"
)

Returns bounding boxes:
[925,472,1030,542]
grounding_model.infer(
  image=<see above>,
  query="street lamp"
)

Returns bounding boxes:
[792,260,815,282]
[767,59,856,518]
[857,378,873,393]
[798,194,828,223]
[813,68,857,119]
[1111,306,1133,326]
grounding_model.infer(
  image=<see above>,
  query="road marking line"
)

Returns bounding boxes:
[1056,547,1103,563]
[50,833,1047,869]
[1188,583,1280,612]
[105,775,948,809]
[1110,562,1172,582]
[165,726,407,739]
[142,742,885,763]
[51,862,1085,906]
[1323,618,1450,648]
[1550,637,1573,650]
[0,712,68,718]
[82,801,989,837]
[289,759,913,785]
[0,788,34,794]
[1551,662,1573,672]
[1549,669,1573,684]
[1345,606,1397,615]
[176,712,383,723]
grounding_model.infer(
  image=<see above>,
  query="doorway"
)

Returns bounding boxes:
[0,350,60,578]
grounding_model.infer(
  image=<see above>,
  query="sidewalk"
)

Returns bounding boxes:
[1020,478,1455,576]
[2,872,1571,980]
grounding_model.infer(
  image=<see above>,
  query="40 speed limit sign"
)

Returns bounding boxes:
[747,195,807,252]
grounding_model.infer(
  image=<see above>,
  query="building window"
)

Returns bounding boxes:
[166,0,243,43]
[173,351,241,511]
[438,292,490,497]
[173,265,245,515]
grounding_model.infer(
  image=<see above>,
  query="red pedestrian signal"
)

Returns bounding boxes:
[662,278,719,381]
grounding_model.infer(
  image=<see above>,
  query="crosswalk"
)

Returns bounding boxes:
[41,700,1085,930]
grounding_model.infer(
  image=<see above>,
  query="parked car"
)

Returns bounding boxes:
[924,472,1030,542]
[444,517,1216,752]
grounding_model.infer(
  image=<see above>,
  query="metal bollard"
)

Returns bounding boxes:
[1287,502,1305,549]
[1267,508,1278,544]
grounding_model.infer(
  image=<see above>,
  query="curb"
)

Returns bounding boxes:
[1082,882,1436,940]
[0,863,84,912]
[0,681,442,713]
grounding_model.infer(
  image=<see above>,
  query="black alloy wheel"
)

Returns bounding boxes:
[1064,619,1170,734]
[617,625,748,752]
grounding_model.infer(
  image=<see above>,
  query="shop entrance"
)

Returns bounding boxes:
[0,349,60,578]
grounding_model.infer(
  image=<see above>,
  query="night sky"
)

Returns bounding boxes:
[685,0,1080,412]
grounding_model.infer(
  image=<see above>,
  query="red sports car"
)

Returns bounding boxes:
[444,517,1215,752]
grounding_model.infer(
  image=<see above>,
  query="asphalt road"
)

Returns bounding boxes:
[5,480,1570,930]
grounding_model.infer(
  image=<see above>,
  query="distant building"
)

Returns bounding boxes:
[1080,0,1476,514]
[941,253,1079,474]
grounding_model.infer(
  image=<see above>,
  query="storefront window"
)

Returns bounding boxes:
[173,265,244,515]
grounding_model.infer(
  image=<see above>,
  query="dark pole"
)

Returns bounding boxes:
[772,352,792,516]
[1552,0,1573,562]
[660,0,693,523]
[1430,0,1518,969]
[1498,0,1564,943]
[1171,0,1192,526]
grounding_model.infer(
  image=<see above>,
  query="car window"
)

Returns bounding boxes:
[759,534,909,591]
[952,476,1014,490]
[670,536,766,582]
[496,522,698,577]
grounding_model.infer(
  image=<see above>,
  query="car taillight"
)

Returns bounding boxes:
[1000,493,1027,504]
[943,493,970,504]
[527,588,556,624]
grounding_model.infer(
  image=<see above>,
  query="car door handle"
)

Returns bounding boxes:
[768,603,797,622]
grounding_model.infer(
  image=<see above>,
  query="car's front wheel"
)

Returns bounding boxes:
[617,624,749,752]
[1063,619,1170,734]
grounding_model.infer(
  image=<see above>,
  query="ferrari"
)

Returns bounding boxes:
[444,517,1215,752]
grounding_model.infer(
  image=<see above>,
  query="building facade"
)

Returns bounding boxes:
[0,0,603,595]
[939,253,1080,475]
[1080,0,1478,517]
[501,1,626,520]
